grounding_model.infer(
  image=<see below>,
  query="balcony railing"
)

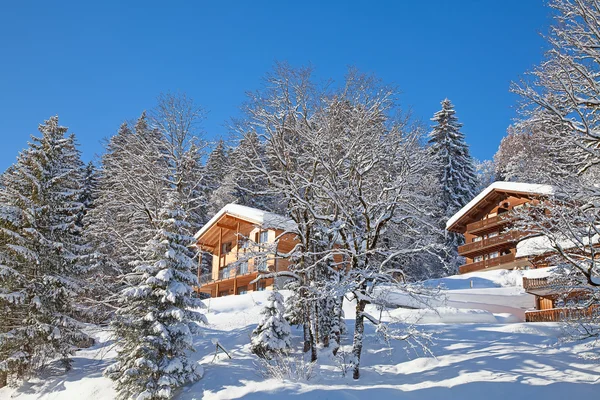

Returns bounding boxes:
[525,305,599,322]
[198,261,269,286]
[458,231,521,255]
[466,214,510,234]
[198,274,214,285]
[459,253,516,274]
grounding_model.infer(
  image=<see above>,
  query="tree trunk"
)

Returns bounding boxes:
[303,321,311,353]
[314,300,320,347]
[331,296,343,356]
[310,322,318,362]
[0,371,7,388]
[352,299,367,380]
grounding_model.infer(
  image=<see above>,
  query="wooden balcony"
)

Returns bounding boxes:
[458,231,521,257]
[198,262,268,286]
[459,253,516,274]
[525,305,599,322]
[466,214,510,235]
[522,277,551,291]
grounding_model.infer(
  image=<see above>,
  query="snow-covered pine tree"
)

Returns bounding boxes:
[203,140,228,214]
[78,161,98,228]
[105,191,207,400]
[86,113,169,275]
[251,291,292,359]
[149,92,210,235]
[211,132,283,213]
[428,99,478,273]
[0,116,89,386]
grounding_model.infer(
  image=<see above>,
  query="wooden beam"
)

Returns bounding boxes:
[198,242,215,250]
[217,222,238,231]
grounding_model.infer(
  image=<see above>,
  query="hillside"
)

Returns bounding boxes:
[1,270,599,400]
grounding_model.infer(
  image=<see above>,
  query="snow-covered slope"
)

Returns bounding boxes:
[2,272,599,400]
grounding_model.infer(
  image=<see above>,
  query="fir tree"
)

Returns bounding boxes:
[212,132,283,213]
[86,114,169,274]
[77,161,98,229]
[0,116,89,386]
[205,140,227,189]
[105,191,207,400]
[251,291,292,359]
[428,99,478,272]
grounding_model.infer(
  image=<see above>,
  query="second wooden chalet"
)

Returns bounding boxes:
[446,181,554,274]
[447,181,597,322]
[194,204,297,298]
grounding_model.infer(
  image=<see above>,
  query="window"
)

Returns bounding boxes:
[488,231,499,238]
[237,286,248,295]
[473,236,482,243]
[258,231,269,244]
[256,280,266,291]
[474,255,483,262]
[489,251,499,259]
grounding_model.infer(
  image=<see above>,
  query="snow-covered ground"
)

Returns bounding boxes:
[2,269,599,400]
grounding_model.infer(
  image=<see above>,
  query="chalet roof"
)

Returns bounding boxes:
[446,181,555,233]
[193,203,297,240]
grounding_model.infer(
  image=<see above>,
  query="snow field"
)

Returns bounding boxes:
[2,270,599,399]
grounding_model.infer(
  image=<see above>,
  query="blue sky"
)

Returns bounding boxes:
[0,1,551,172]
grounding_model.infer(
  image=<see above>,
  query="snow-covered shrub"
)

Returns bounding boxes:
[257,353,315,382]
[333,348,352,377]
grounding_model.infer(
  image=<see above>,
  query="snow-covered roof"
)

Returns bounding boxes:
[516,233,600,258]
[193,204,297,240]
[446,181,555,231]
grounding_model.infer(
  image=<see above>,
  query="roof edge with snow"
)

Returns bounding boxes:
[446,181,555,232]
[193,204,297,240]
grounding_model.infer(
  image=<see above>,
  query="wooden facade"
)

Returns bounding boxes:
[194,205,296,298]
[446,186,542,274]
[445,182,590,322]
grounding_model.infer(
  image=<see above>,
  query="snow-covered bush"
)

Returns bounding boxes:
[257,353,315,382]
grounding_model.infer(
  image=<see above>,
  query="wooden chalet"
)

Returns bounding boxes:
[446,182,554,275]
[194,204,297,298]
[447,181,599,322]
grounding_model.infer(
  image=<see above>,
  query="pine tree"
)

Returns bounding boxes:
[79,162,98,227]
[251,291,292,359]
[205,140,227,186]
[428,99,478,272]
[212,132,283,213]
[0,116,89,386]
[105,191,207,400]
[86,114,169,274]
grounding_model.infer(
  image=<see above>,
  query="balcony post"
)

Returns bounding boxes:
[218,227,223,272]
[197,251,203,285]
